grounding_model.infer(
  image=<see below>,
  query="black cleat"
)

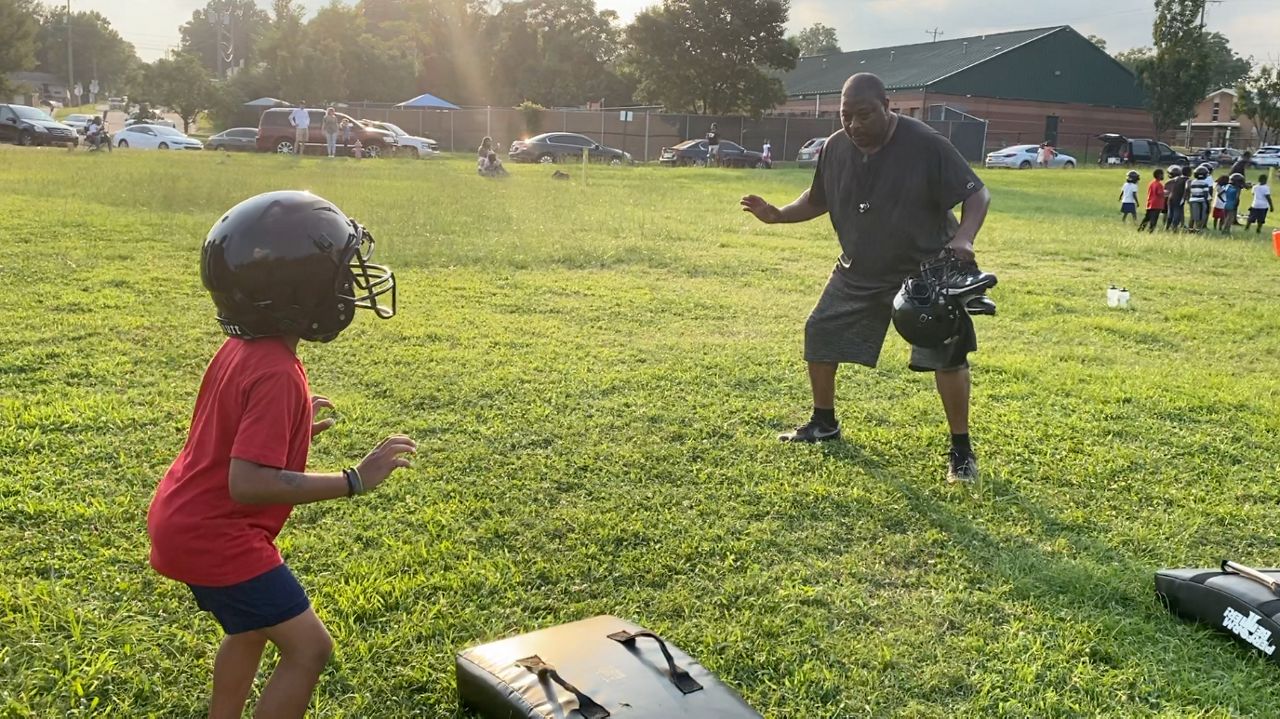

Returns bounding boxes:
[942,259,998,296]
[946,450,980,484]
[961,294,997,316]
[779,420,841,443]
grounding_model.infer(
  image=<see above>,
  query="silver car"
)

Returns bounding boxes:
[984,144,1077,169]
[1250,146,1280,169]
[795,137,826,167]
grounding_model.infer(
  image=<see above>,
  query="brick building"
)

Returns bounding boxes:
[1180,88,1264,148]
[778,26,1156,157]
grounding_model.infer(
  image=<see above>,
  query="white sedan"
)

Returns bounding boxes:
[114,124,203,150]
[1251,146,1280,169]
[62,113,93,135]
[363,120,438,159]
[984,144,1077,169]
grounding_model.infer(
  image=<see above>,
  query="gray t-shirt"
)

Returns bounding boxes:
[322,115,340,133]
[808,116,983,287]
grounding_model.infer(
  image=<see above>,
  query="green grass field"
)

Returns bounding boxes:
[2,147,1279,718]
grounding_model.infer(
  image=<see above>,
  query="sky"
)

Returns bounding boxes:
[83,0,1280,66]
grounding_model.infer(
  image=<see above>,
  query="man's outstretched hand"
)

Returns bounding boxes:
[740,195,782,224]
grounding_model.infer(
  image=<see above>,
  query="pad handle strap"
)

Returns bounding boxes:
[515,655,610,719]
[607,630,703,694]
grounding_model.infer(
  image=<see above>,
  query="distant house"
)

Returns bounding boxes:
[778,26,1155,151]
[1181,89,1264,148]
[6,72,69,106]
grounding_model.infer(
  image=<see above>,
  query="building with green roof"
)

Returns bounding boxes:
[778,26,1157,157]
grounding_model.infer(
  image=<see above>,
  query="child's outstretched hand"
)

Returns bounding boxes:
[357,435,418,492]
[311,395,337,437]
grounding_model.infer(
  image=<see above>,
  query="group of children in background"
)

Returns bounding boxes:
[1122,165,1272,236]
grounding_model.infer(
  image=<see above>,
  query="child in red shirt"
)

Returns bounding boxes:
[1137,168,1167,233]
[148,190,413,719]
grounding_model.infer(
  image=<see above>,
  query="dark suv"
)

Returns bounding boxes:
[0,104,79,147]
[1097,134,1189,168]
[256,108,396,156]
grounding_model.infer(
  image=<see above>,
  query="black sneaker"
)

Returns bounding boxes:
[947,450,980,484]
[779,420,841,443]
[962,294,997,316]
[942,258,998,296]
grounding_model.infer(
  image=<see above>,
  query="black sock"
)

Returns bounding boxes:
[812,407,836,426]
[950,433,972,455]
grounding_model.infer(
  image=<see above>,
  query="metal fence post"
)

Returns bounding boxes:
[782,116,789,163]
[644,112,650,162]
[449,111,455,152]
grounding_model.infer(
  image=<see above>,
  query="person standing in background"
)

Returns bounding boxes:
[288,103,310,156]
[322,108,340,159]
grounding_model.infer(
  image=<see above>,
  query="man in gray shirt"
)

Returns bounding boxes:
[741,73,992,483]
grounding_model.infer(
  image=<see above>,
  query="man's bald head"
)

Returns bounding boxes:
[839,73,893,151]
[842,73,887,103]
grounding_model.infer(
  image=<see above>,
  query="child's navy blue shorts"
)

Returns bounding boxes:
[1121,202,1136,214]
[187,564,310,635]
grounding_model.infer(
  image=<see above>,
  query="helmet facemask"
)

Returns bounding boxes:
[304,220,397,343]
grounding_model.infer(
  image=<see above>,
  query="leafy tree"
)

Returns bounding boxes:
[625,0,796,116]
[1114,46,1153,74]
[179,0,271,78]
[791,23,840,57]
[1236,66,1280,146]
[0,0,40,98]
[486,0,628,107]
[140,52,215,132]
[34,7,139,98]
[1138,0,1211,135]
[1086,34,1107,52]
[1203,31,1252,91]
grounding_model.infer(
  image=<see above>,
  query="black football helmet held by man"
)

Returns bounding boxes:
[892,256,963,348]
[201,191,396,343]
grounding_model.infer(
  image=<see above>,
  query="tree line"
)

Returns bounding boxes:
[0,0,1274,142]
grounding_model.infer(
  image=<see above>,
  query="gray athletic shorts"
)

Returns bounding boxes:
[804,262,976,372]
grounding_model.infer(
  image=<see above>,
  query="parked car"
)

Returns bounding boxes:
[207,127,258,151]
[795,136,827,167]
[256,107,396,157]
[984,144,1077,169]
[508,132,631,164]
[114,124,204,150]
[108,96,125,111]
[361,120,438,158]
[1250,146,1280,168]
[0,104,79,147]
[62,113,93,135]
[1097,133,1189,168]
[658,139,770,168]
[126,117,177,129]
[1191,147,1242,170]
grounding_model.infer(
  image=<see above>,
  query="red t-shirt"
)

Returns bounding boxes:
[1147,179,1167,210]
[148,338,312,586]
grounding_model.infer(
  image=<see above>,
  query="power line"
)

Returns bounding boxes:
[925,27,944,42]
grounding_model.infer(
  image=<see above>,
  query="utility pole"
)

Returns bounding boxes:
[1198,0,1221,29]
[65,0,73,102]
[925,27,944,42]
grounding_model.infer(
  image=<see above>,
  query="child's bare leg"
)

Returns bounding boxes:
[254,609,333,719]
[209,631,268,719]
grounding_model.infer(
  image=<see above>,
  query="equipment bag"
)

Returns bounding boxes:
[1155,560,1280,661]
[455,615,762,718]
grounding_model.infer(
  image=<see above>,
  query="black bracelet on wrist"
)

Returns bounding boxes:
[343,468,356,498]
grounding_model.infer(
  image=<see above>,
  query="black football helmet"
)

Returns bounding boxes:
[1229,172,1246,187]
[1126,170,1140,182]
[1193,165,1209,180]
[1167,164,1182,178]
[201,191,396,342]
[892,255,963,349]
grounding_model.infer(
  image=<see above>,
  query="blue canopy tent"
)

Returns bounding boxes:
[243,97,290,108]
[395,92,460,110]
